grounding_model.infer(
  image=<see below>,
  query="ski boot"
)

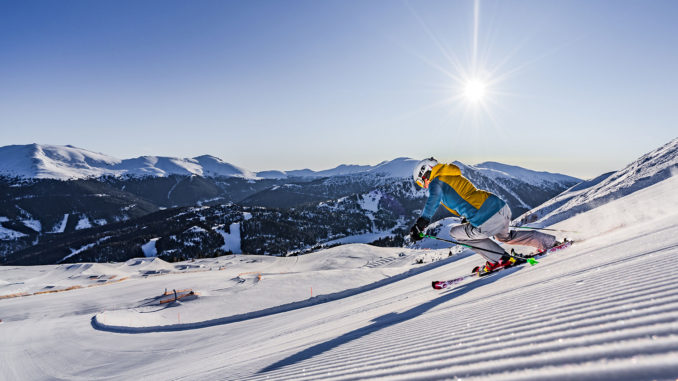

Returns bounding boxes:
[472,254,522,276]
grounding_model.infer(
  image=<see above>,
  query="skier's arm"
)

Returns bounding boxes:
[421,181,443,220]
[410,181,442,242]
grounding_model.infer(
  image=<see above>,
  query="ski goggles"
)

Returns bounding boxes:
[415,166,431,188]
[416,178,431,188]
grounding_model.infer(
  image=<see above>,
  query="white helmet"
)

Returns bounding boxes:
[413,157,438,188]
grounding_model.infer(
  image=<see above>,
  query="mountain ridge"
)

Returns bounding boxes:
[0,144,579,181]
[516,137,678,226]
[0,144,257,180]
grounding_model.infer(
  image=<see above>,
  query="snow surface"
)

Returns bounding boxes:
[21,219,41,232]
[0,225,26,240]
[323,231,399,246]
[93,219,107,226]
[517,137,678,227]
[216,223,242,254]
[215,213,252,254]
[59,243,98,264]
[1,173,677,379]
[50,213,69,233]
[141,238,160,257]
[58,237,112,264]
[358,190,382,212]
[75,216,92,230]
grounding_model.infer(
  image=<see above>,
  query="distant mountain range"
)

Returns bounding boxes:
[0,144,422,180]
[0,143,586,265]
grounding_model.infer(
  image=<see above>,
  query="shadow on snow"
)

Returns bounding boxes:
[91,251,475,334]
[259,267,520,374]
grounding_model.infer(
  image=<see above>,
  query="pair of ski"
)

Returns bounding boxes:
[431,240,573,290]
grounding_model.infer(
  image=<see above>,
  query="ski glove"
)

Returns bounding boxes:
[409,217,430,242]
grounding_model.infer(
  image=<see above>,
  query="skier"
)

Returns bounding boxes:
[409,158,560,274]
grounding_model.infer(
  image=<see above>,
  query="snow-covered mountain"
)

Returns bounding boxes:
[0,144,256,180]
[0,144,417,180]
[274,157,419,179]
[516,137,678,226]
[0,144,124,179]
[473,161,580,187]
[0,144,574,183]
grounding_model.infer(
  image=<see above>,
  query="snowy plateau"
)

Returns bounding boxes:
[0,138,677,380]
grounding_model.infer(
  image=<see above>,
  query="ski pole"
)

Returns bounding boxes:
[420,233,538,265]
[510,226,578,233]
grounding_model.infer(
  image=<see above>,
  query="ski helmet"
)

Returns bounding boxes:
[413,157,438,188]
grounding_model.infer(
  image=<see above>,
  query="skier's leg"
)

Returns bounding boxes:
[449,223,505,263]
[495,230,557,252]
[489,205,557,251]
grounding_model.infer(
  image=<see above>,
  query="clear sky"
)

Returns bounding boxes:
[1,0,676,179]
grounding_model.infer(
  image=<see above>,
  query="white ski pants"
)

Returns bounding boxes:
[449,204,557,262]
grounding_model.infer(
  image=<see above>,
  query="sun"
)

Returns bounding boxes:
[463,79,487,103]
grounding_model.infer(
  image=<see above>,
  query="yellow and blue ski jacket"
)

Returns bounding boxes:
[421,163,506,227]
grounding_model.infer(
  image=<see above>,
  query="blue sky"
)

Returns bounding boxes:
[1,0,676,178]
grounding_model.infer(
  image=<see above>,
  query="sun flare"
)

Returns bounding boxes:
[463,79,486,102]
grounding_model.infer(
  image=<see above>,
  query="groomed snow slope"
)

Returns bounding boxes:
[517,137,678,227]
[1,176,678,380]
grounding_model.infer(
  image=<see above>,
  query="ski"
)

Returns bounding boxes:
[514,239,573,259]
[432,265,508,289]
[431,240,573,290]
[432,275,474,290]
